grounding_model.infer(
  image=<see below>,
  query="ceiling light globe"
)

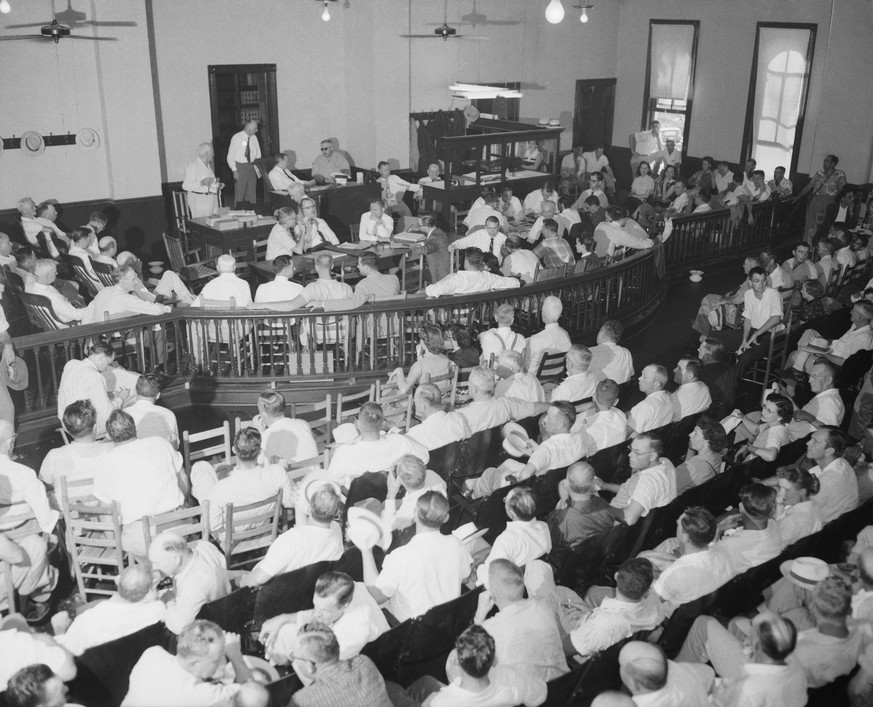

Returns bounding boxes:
[545,0,565,24]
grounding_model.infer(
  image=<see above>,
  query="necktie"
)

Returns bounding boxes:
[244,137,251,163]
[489,235,495,255]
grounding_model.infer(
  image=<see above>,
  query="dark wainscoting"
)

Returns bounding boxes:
[0,194,170,262]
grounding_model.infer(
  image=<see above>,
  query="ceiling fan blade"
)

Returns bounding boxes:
[66,34,118,41]
[4,22,51,28]
[400,34,445,38]
[454,35,490,40]
[77,20,138,27]
[0,34,47,41]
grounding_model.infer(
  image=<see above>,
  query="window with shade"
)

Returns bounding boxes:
[642,21,699,156]
[742,24,816,178]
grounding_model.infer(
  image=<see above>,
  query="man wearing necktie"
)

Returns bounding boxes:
[227,120,261,208]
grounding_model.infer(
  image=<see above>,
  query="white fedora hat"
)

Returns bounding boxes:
[347,506,390,551]
[780,557,829,590]
[501,421,532,458]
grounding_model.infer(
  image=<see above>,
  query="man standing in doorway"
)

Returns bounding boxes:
[227,120,261,208]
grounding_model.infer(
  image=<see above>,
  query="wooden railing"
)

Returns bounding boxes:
[14,247,668,421]
[661,199,801,273]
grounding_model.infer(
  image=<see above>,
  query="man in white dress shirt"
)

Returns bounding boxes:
[357,491,473,622]
[259,570,389,663]
[358,199,394,242]
[676,611,807,706]
[768,165,794,198]
[456,366,548,434]
[789,300,873,374]
[804,427,859,524]
[198,254,252,307]
[628,365,673,434]
[377,161,419,218]
[124,374,179,448]
[82,264,171,324]
[463,193,509,234]
[526,297,571,376]
[56,342,128,437]
[710,483,781,575]
[425,248,520,298]
[501,235,540,284]
[479,303,526,366]
[0,631,76,693]
[39,400,112,500]
[525,200,558,245]
[619,641,714,706]
[405,383,471,450]
[451,217,507,260]
[192,427,295,538]
[523,182,561,216]
[239,486,343,588]
[251,389,318,466]
[670,358,712,421]
[25,259,85,326]
[494,350,545,402]
[785,360,844,440]
[550,344,600,403]
[327,402,428,486]
[498,186,525,222]
[588,320,635,384]
[254,255,304,309]
[122,620,250,706]
[0,420,58,617]
[148,533,231,635]
[52,564,166,655]
[382,454,448,531]
[644,507,734,613]
[93,410,186,556]
[574,379,629,450]
[268,152,314,192]
[570,558,664,661]
[598,432,676,526]
[183,143,221,218]
[226,119,260,207]
[66,227,103,291]
[571,172,610,210]
[472,400,584,497]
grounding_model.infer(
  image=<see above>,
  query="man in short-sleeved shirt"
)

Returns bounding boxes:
[628,365,673,434]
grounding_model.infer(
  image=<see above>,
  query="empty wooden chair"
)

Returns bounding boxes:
[60,480,126,600]
[222,490,283,570]
[141,504,211,549]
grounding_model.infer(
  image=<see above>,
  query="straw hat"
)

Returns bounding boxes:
[780,557,829,590]
[347,506,390,550]
[501,421,533,458]
[0,357,29,392]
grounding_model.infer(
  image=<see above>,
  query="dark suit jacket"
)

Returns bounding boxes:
[817,200,859,240]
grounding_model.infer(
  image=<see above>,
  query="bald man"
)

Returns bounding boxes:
[619,641,713,705]
[116,251,194,305]
[248,252,354,312]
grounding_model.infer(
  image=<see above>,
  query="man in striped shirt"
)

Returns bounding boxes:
[532,219,574,268]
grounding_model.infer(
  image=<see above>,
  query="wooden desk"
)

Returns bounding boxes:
[187,218,275,259]
[249,243,411,285]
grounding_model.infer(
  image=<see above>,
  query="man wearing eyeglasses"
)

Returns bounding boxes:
[312,139,351,185]
[596,432,676,526]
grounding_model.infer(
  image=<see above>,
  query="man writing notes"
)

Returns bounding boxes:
[226,120,260,208]
[312,139,351,184]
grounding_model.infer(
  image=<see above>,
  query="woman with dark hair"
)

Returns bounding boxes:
[732,393,793,462]
[447,324,480,369]
[775,466,822,547]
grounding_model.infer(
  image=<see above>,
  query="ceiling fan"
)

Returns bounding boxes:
[428,0,519,28]
[1,0,122,43]
[402,0,489,41]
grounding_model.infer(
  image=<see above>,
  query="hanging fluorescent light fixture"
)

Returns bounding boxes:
[449,83,524,99]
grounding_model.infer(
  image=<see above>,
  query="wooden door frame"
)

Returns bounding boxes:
[573,78,617,150]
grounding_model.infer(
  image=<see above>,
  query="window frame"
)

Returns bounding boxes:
[740,22,817,178]
[641,20,700,154]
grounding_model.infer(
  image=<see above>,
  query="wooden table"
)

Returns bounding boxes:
[187,217,276,259]
[249,242,412,285]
